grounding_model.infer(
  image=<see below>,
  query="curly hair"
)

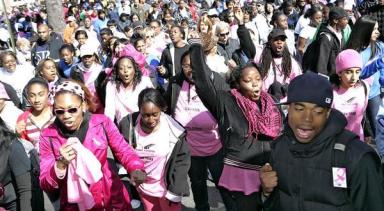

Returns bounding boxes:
[35,58,58,77]
[0,51,18,67]
[228,62,261,89]
[259,43,292,81]
[111,56,142,91]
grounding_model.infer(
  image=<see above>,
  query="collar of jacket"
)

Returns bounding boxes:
[43,113,105,137]
[283,109,347,158]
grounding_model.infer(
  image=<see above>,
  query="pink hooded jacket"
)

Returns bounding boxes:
[39,114,144,211]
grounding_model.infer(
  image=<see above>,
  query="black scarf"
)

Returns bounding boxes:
[54,112,91,143]
[0,130,15,184]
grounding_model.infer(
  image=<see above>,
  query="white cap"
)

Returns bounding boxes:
[208,9,219,17]
[344,0,355,11]
[80,44,97,57]
[67,16,76,22]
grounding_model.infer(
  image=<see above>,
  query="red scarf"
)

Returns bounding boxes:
[231,89,282,139]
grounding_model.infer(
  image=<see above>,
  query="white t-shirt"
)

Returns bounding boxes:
[206,54,229,79]
[294,15,310,35]
[253,15,272,45]
[285,29,296,56]
[0,101,23,132]
[135,115,171,197]
[299,25,318,52]
[0,64,34,101]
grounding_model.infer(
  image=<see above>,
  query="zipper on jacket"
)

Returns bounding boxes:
[298,159,303,211]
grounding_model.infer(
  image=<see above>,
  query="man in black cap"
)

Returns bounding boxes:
[260,72,384,211]
[303,7,349,76]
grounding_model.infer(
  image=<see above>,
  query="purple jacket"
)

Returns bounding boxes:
[39,114,144,211]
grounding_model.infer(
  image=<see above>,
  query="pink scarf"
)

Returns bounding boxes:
[66,138,103,211]
[231,89,282,139]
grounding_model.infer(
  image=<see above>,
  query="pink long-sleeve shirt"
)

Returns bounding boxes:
[174,82,222,156]
[104,77,154,123]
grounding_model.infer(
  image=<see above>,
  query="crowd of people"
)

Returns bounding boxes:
[0,0,384,211]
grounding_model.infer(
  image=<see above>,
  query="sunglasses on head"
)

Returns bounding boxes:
[54,105,81,115]
[220,32,230,36]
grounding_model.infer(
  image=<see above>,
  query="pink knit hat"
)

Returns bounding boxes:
[335,49,363,74]
[118,44,150,76]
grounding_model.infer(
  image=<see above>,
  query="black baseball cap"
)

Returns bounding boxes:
[278,72,333,108]
[268,28,287,41]
[329,7,348,20]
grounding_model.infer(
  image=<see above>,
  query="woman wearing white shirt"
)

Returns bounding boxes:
[105,56,153,123]
[0,83,22,132]
[0,51,34,102]
[202,35,230,79]
[297,6,323,56]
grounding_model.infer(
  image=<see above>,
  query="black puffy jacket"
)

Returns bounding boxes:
[263,109,384,211]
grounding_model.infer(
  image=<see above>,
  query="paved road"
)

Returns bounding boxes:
[132,178,226,211]
[181,179,226,211]
[44,177,226,211]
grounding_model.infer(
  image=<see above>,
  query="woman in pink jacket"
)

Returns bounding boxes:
[39,80,146,211]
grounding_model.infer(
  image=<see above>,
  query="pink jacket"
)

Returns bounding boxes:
[39,114,144,211]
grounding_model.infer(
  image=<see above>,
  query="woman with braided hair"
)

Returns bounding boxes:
[256,28,302,101]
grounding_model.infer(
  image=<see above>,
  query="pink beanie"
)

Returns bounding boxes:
[118,44,150,76]
[335,49,363,74]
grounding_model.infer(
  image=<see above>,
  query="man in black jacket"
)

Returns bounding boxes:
[31,24,64,67]
[260,72,384,211]
[215,21,240,62]
[158,25,189,79]
[308,7,348,76]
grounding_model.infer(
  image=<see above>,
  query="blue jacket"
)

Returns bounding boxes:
[58,57,79,78]
[359,42,384,99]
[376,101,384,156]
[92,18,109,34]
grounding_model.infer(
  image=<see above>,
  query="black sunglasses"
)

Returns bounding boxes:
[219,32,230,36]
[54,105,81,115]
